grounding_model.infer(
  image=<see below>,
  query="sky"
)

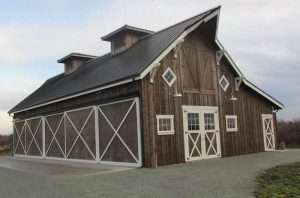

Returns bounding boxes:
[0,0,299,135]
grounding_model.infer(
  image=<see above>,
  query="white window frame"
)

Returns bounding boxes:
[156,115,175,135]
[219,75,230,91]
[225,115,238,132]
[162,67,177,87]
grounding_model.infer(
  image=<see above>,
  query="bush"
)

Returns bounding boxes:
[278,141,286,150]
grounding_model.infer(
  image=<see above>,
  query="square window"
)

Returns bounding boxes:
[226,115,238,132]
[219,75,230,91]
[157,115,175,135]
[162,67,177,87]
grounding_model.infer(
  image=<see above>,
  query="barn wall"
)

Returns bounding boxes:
[141,19,278,167]
[141,22,220,166]
[218,59,276,156]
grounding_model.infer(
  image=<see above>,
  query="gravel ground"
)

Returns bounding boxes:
[0,150,299,198]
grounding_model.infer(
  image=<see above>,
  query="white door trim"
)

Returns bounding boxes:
[182,106,221,161]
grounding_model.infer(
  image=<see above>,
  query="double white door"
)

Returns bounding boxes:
[183,106,221,161]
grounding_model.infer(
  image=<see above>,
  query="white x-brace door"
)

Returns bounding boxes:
[13,117,43,156]
[183,106,221,161]
[262,114,275,151]
[97,98,142,167]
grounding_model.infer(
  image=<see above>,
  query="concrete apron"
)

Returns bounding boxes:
[0,156,134,177]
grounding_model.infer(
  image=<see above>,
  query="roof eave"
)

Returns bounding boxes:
[101,25,154,41]
[57,53,98,63]
[9,77,139,115]
[242,79,284,110]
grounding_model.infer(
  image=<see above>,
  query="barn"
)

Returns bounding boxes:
[9,6,283,168]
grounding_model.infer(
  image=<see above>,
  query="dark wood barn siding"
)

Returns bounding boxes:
[218,59,276,156]
[141,24,219,166]
[141,20,278,166]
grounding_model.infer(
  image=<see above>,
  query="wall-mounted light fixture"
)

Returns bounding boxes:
[230,95,238,101]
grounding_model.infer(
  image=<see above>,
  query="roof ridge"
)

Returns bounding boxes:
[136,6,221,43]
[104,6,221,60]
[67,6,222,75]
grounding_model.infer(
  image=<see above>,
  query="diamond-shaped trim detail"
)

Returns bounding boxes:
[162,67,177,87]
[219,75,230,91]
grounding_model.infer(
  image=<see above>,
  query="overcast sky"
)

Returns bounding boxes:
[0,0,299,135]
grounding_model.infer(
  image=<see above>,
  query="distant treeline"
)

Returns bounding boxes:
[0,134,12,147]
[278,119,300,148]
[0,134,13,155]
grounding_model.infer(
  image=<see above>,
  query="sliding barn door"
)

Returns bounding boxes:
[25,118,43,156]
[13,118,43,157]
[13,120,26,155]
[45,108,97,161]
[98,98,142,166]
[13,97,142,167]
[65,107,96,160]
[45,113,65,158]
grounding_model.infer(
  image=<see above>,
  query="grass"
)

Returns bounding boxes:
[255,162,300,198]
[287,144,300,149]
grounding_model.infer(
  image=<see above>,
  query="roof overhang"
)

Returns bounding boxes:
[215,40,284,109]
[57,53,98,63]
[9,78,136,115]
[242,79,284,109]
[101,25,154,41]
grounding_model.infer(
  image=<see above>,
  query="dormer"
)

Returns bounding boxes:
[58,53,97,75]
[101,25,154,55]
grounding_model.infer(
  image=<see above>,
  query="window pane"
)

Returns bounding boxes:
[164,71,174,82]
[159,118,171,131]
[204,113,215,130]
[188,113,199,130]
[228,118,235,129]
[226,116,237,131]
[221,79,227,87]
[163,68,176,86]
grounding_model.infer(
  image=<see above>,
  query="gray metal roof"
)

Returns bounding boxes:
[9,7,219,114]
